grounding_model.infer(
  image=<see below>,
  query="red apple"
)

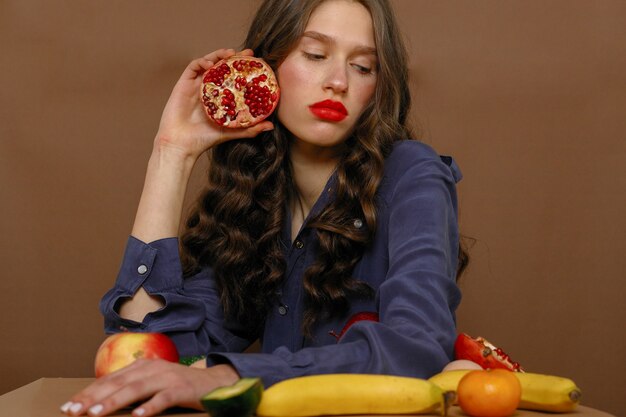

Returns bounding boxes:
[94,332,179,378]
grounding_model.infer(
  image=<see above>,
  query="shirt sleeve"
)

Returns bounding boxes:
[210,150,462,386]
[99,236,255,357]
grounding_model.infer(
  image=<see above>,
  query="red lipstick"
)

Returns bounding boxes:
[309,99,348,122]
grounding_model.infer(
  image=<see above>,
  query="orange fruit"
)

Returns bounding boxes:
[457,369,521,417]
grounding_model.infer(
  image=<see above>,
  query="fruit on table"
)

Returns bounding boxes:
[441,359,483,372]
[178,354,207,367]
[429,369,582,413]
[429,369,475,404]
[515,372,582,412]
[94,332,179,377]
[457,369,521,417]
[454,333,523,371]
[200,377,263,417]
[328,311,379,340]
[201,55,280,128]
[256,373,451,416]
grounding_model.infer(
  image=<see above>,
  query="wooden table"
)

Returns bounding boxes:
[0,378,616,417]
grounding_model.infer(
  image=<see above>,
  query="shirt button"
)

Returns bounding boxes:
[294,240,304,249]
[137,264,148,275]
[278,304,289,315]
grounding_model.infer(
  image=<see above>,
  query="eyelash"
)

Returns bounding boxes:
[302,52,374,76]
[353,64,373,75]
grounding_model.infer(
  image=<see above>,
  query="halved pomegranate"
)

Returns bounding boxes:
[454,333,524,372]
[200,56,280,128]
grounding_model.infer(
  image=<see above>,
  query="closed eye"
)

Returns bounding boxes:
[303,52,325,61]
[352,64,373,75]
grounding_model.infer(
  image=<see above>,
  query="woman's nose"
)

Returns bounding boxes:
[323,61,349,94]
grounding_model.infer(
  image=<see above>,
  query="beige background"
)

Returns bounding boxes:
[1,1,624,415]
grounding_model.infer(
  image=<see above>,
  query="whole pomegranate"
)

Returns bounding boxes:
[200,56,280,128]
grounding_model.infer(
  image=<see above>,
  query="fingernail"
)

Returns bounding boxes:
[88,404,104,416]
[60,402,73,413]
[133,408,146,417]
[69,402,83,414]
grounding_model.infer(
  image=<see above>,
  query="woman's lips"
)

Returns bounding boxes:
[309,100,348,122]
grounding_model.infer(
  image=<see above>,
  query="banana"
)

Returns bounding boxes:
[428,370,582,413]
[428,370,472,404]
[256,373,451,416]
[516,372,582,412]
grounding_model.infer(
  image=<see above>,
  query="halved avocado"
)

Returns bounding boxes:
[200,377,263,417]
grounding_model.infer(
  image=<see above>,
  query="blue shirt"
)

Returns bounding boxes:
[100,140,463,387]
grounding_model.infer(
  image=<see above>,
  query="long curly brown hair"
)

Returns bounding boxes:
[181,0,466,338]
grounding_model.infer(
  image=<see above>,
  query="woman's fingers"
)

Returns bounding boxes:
[216,120,275,145]
[129,365,238,416]
[87,366,207,417]
[155,48,270,156]
[85,373,188,417]
[128,384,200,417]
[182,48,255,80]
[181,48,235,80]
[62,361,238,417]
[238,48,254,57]
[63,359,169,416]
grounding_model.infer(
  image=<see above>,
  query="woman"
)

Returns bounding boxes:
[62,0,465,416]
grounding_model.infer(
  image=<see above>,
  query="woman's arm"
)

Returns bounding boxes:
[117,49,274,322]
[210,144,462,386]
[100,236,256,357]
[61,51,276,417]
[118,146,196,321]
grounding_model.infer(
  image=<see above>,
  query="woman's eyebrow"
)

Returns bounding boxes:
[302,30,377,56]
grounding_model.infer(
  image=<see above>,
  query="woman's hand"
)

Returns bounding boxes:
[154,48,274,160]
[60,359,239,417]
[129,48,275,243]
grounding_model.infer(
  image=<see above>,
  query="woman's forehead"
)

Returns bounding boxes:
[304,0,376,49]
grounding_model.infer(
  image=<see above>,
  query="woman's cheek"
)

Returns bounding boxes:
[278,59,313,95]
[355,77,377,108]
[277,61,315,125]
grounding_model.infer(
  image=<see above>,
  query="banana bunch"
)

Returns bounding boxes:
[256,373,451,416]
[428,369,582,413]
